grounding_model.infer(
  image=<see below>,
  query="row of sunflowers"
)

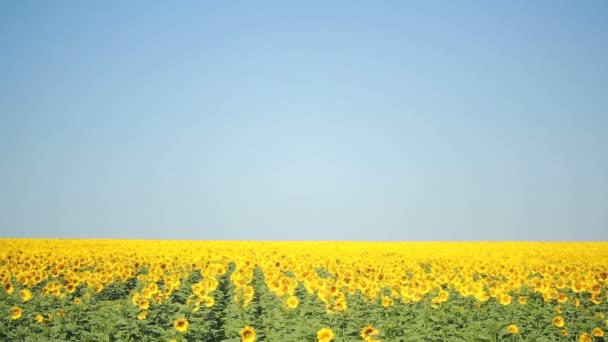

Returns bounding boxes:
[1,239,607,341]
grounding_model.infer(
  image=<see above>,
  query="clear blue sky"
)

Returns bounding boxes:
[1,0,607,240]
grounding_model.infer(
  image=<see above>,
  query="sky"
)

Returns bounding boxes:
[1,0,607,241]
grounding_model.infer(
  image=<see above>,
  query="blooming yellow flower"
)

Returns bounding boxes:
[317,328,334,342]
[553,316,565,328]
[592,327,604,337]
[20,289,33,302]
[499,294,512,306]
[11,306,22,320]
[335,298,348,311]
[204,296,215,308]
[361,325,380,340]
[507,324,519,334]
[137,310,148,320]
[35,314,44,323]
[381,296,393,307]
[138,298,150,310]
[131,292,141,306]
[240,326,256,342]
[286,296,299,309]
[173,318,189,333]
[579,332,593,342]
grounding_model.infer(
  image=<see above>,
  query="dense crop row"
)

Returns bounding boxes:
[1,239,607,341]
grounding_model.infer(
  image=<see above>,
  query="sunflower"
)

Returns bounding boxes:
[11,306,22,320]
[204,296,215,308]
[591,295,603,305]
[243,285,254,297]
[317,328,334,342]
[579,333,593,342]
[173,318,189,333]
[560,329,568,337]
[137,310,148,320]
[19,289,33,302]
[553,316,565,328]
[499,294,512,306]
[35,315,44,323]
[437,290,449,301]
[361,325,380,340]
[131,292,141,306]
[138,299,150,310]
[286,296,299,309]
[5,283,14,294]
[381,296,393,307]
[240,326,256,342]
[507,324,519,334]
[518,296,527,305]
[592,327,604,337]
[335,299,347,311]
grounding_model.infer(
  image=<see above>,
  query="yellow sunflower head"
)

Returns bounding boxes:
[579,332,593,342]
[20,289,33,302]
[553,316,565,328]
[499,294,512,306]
[381,296,393,307]
[592,327,604,338]
[204,296,215,308]
[173,318,189,333]
[361,325,380,339]
[507,324,519,334]
[335,299,347,311]
[11,306,22,320]
[240,326,256,342]
[286,296,299,309]
[138,299,150,310]
[317,327,334,342]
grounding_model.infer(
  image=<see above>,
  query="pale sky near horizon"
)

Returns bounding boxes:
[1,1,607,241]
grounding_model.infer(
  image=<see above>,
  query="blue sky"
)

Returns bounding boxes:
[1,0,607,240]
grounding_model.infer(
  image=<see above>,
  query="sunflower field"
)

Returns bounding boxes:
[1,239,607,342]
